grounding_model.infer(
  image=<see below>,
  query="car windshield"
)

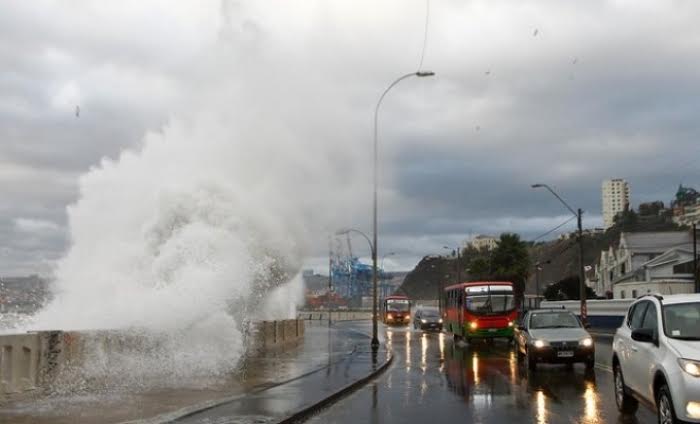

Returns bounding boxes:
[664,302,700,340]
[530,312,581,329]
[386,300,409,312]
[421,310,439,318]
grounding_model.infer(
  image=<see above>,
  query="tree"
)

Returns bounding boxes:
[468,257,491,280]
[490,233,531,304]
[543,276,595,301]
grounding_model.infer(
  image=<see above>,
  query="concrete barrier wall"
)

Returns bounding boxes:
[1,319,306,396]
[297,311,373,321]
[248,319,305,351]
[0,333,40,394]
[541,299,634,328]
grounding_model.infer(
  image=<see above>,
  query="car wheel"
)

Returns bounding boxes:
[614,364,638,414]
[657,385,677,424]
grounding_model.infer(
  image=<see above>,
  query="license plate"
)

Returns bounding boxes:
[557,351,574,358]
[488,328,497,332]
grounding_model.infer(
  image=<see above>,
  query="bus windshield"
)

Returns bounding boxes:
[464,285,515,315]
[386,299,409,312]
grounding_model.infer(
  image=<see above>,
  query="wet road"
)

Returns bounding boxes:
[309,322,656,424]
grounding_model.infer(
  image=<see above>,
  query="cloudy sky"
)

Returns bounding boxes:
[2,0,700,276]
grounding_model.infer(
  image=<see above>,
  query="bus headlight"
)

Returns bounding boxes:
[387,314,393,320]
[508,321,514,327]
[469,321,478,330]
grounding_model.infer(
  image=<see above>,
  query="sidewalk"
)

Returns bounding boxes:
[0,321,376,424]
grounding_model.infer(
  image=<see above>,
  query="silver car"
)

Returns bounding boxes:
[612,294,700,424]
[515,309,595,371]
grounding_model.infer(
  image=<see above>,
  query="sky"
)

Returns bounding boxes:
[2,0,700,276]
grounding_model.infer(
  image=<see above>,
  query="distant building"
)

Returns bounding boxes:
[673,200,700,227]
[592,231,697,298]
[602,179,630,229]
[470,235,498,251]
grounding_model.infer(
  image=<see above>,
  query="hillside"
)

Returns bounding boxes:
[399,231,618,300]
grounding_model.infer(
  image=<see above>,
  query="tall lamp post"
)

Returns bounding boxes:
[372,71,435,351]
[531,183,588,325]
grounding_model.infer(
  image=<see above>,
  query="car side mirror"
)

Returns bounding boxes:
[631,328,657,345]
[517,325,527,332]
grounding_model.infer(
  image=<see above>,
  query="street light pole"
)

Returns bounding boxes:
[532,184,588,325]
[372,71,434,351]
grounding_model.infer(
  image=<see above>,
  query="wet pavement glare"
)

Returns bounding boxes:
[309,322,656,424]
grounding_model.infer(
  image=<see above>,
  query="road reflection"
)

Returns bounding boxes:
[443,339,602,423]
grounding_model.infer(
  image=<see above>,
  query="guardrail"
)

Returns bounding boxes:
[297,311,373,321]
[541,299,633,328]
[0,319,305,396]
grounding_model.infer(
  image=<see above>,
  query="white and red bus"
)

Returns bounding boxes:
[382,295,411,325]
[443,281,517,342]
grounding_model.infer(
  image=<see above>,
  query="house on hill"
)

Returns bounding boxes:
[593,231,697,298]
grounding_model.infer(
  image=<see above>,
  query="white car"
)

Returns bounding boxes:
[612,294,700,423]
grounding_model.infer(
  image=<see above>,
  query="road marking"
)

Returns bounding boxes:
[595,363,612,373]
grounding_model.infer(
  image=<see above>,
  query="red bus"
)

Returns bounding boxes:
[443,281,517,342]
[381,295,411,325]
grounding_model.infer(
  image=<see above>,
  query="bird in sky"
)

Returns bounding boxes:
[75,105,80,118]
[573,57,578,64]
[485,70,491,76]
[533,28,539,36]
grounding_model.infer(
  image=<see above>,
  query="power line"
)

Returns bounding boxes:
[531,215,577,242]
[417,0,430,71]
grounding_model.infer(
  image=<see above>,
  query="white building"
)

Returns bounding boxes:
[602,179,630,229]
[593,231,697,298]
[470,235,498,251]
[673,200,700,227]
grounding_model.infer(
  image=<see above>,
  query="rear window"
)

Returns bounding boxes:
[529,312,581,329]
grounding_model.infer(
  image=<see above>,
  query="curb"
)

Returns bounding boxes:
[276,351,394,424]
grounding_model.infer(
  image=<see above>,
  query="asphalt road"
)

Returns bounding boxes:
[308,322,657,424]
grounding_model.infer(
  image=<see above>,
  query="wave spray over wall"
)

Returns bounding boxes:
[26,1,368,387]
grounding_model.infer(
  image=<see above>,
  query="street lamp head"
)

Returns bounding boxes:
[531,184,544,188]
[335,229,350,236]
[416,71,435,77]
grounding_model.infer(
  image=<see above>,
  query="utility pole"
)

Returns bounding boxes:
[456,248,462,284]
[694,223,698,293]
[328,236,333,327]
[578,208,588,324]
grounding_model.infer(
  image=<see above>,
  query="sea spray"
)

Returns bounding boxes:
[19,0,370,390]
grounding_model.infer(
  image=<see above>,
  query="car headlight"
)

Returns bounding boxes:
[579,337,593,348]
[533,339,549,349]
[469,321,478,330]
[438,319,443,324]
[421,319,427,324]
[679,359,700,377]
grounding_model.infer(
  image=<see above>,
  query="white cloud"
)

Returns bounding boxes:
[14,218,62,234]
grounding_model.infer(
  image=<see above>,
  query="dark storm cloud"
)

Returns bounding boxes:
[2,1,700,275]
